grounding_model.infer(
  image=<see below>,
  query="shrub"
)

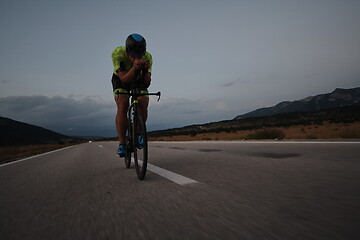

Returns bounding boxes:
[340,129,360,138]
[306,134,318,139]
[246,128,285,140]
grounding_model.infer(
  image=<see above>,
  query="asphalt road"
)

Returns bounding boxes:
[1,141,360,240]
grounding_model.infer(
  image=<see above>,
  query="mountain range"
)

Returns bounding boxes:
[234,87,360,119]
[0,116,75,146]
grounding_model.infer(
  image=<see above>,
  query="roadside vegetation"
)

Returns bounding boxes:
[148,105,360,141]
[0,142,83,165]
[246,128,286,140]
[148,122,360,141]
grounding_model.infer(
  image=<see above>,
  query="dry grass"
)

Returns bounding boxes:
[149,121,360,141]
[0,143,81,165]
[282,121,360,139]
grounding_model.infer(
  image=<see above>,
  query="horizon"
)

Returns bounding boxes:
[1,0,360,137]
[1,86,359,138]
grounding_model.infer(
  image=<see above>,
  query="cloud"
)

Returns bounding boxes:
[222,78,251,87]
[0,95,213,136]
[148,96,242,130]
[0,95,117,136]
[222,81,236,87]
[0,94,251,136]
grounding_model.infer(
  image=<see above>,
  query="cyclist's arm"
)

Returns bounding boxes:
[143,71,151,87]
[119,58,151,84]
[118,60,151,86]
[117,69,151,87]
[117,66,138,84]
[141,59,151,87]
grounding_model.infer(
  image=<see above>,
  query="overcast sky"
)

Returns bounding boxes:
[1,0,359,136]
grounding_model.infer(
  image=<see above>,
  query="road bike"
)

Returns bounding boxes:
[117,84,160,180]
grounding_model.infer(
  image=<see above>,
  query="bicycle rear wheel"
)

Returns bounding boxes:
[133,113,148,180]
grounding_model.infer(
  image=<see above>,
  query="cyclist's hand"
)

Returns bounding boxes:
[132,59,142,70]
[142,60,150,70]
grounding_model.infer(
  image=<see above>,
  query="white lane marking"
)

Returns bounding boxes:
[98,145,103,148]
[0,145,75,168]
[132,158,198,185]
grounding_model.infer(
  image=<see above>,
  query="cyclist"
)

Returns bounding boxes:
[111,33,152,156]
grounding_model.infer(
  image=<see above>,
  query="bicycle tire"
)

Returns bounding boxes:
[124,135,131,169]
[124,107,134,169]
[133,113,148,180]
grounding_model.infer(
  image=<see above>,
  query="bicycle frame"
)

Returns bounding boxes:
[117,84,160,179]
[127,89,161,122]
[127,87,160,143]
[127,88,161,134]
[116,85,160,119]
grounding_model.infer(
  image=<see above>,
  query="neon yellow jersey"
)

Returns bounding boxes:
[111,46,152,74]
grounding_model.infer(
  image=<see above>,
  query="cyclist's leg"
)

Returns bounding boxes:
[115,93,129,145]
[138,90,149,122]
[112,74,130,145]
[136,91,149,147]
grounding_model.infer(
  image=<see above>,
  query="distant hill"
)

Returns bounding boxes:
[234,87,360,120]
[0,117,75,146]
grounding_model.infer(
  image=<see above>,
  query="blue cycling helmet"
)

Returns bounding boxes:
[125,33,146,58]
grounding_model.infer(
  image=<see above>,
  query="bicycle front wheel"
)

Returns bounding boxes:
[124,136,131,169]
[133,113,148,180]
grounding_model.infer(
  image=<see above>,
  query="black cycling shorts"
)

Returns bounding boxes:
[111,74,149,96]
[111,73,131,94]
